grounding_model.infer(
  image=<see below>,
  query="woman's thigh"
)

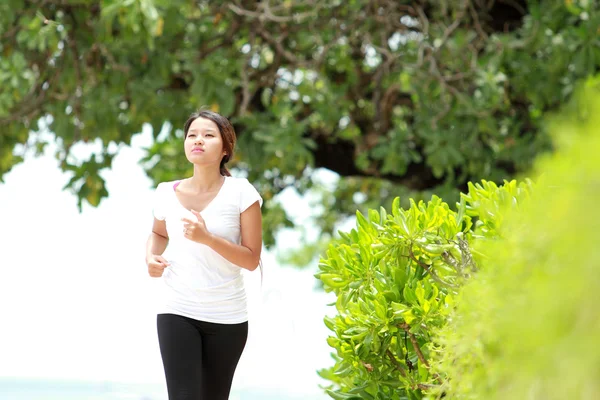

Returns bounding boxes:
[157,313,204,400]
[198,320,248,400]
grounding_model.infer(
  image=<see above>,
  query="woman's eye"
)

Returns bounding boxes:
[205,134,214,137]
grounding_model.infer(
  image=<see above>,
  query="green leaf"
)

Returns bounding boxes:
[325,389,363,400]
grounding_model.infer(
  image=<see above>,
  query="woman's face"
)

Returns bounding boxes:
[184,117,225,166]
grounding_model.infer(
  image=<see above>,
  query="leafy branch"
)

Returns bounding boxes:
[407,244,459,289]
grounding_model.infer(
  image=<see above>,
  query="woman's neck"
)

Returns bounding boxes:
[186,166,224,192]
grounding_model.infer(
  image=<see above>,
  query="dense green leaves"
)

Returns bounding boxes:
[318,80,600,399]
[429,81,600,400]
[2,1,599,251]
[316,178,532,399]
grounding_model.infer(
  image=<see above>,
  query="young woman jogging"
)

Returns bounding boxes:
[145,110,263,399]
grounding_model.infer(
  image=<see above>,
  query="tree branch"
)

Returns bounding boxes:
[386,349,407,377]
[416,383,440,391]
[96,44,130,73]
[227,2,322,23]
[398,323,429,368]
[255,25,303,66]
[468,0,490,40]
[0,58,62,125]
[436,0,468,50]
[66,7,83,128]
[399,322,446,386]
[407,245,459,289]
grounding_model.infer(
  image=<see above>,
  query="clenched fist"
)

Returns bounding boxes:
[182,209,213,245]
[146,254,170,277]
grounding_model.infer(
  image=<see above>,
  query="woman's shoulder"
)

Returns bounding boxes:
[155,180,182,192]
[226,176,258,190]
[225,176,248,186]
[225,176,262,209]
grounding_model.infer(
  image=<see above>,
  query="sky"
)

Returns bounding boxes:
[0,126,341,398]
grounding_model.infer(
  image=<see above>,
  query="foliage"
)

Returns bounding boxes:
[2,0,599,251]
[428,82,600,399]
[315,178,533,399]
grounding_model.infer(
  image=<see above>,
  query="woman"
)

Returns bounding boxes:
[145,110,263,400]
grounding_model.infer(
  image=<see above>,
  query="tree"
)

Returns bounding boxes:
[1,0,598,249]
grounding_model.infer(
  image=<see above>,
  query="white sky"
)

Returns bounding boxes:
[0,127,339,398]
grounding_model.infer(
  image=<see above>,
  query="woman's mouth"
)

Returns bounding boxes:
[191,148,204,153]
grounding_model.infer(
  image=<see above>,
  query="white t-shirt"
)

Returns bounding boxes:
[152,176,262,324]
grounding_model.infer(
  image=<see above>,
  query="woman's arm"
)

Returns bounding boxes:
[146,218,170,277]
[183,202,263,271]
[146,218,169,260]
[207,201,262,270]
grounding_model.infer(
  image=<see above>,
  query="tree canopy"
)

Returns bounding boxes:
[1,0,599,249]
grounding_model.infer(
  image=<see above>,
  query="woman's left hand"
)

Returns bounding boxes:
[182,210,213,245]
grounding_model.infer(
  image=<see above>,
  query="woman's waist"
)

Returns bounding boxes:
[164,247,238,270]
[164,250,239,274]
[163,265,244,292]
[162,275,247,308]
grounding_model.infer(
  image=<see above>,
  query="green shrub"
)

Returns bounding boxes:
[316,179,532,399]
[428,83,600,399]
[317,78,600,400]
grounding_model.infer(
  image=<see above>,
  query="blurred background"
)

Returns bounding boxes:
[0,126,338,399]
[1,0,598,399]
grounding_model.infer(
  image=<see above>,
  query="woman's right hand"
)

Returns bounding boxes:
[146,254,170,277]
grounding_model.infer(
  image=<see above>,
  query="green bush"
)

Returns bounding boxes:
[317,78,600,400]
[316,179,532,399]
[428,83,600,399]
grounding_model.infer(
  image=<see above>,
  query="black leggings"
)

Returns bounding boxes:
[157,313,248,400]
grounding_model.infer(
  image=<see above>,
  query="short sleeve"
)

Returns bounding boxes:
[239,179,263,212]
[152,183,167,221]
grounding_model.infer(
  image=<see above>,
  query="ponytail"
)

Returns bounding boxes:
[220,166,231,176]
[220,157,231,177]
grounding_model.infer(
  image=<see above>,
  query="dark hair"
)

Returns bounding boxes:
[183,110,236,176]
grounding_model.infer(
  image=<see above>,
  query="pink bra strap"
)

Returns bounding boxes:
[173,181,181,191]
